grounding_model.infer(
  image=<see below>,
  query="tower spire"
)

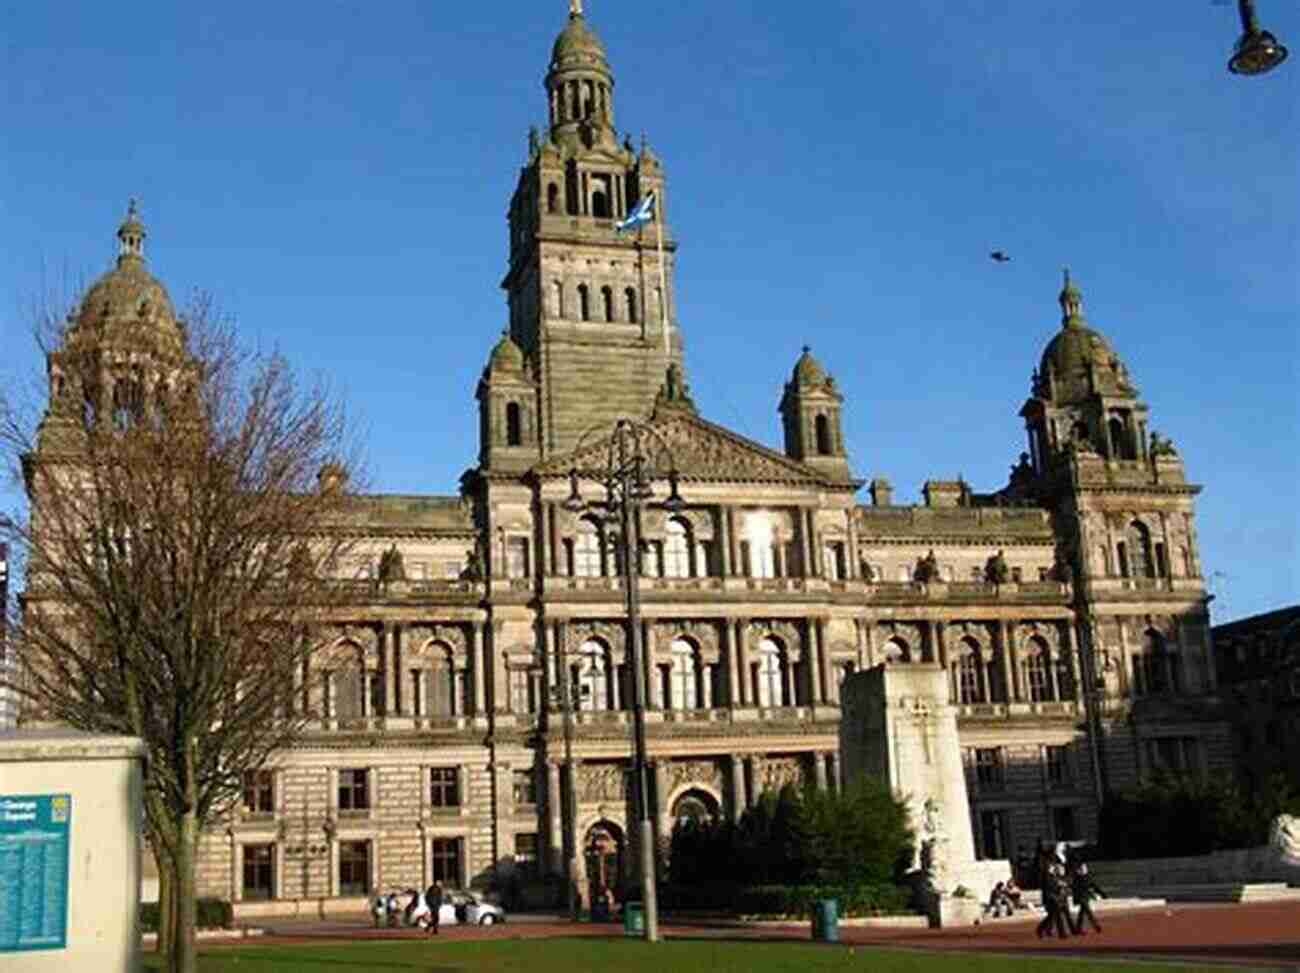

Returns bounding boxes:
[570,0,583,16]
[116,198,147,264]
[1059,267,1084,327]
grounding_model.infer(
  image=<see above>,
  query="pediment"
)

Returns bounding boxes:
[535,410,833,486]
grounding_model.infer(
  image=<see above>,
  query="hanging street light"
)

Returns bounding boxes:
[1228,0,1288,76]
[563,418,684,943]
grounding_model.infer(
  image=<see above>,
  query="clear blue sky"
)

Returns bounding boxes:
[2,1,1296,621]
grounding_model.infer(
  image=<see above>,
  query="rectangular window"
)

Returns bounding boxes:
[514,833,539,877]
[1052,805,1078,841]
[242,844,275,901]
[338,768,369,813]
[975,748,1004,792]
[365,669,384,716]
[509,668,539,714]
[506,537,530,579]
[338,840,370,896]
[1147,736,1199,777]
[430,767,460,809]
[978,809,1010,859]
[242,769,274,815]
[430,837,463,886]
[823,542,846,581]
[1045,745,1072,789]
[513,769,537,806]
[1011,566,1023,582]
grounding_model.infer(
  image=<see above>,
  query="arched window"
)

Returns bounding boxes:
[577,641,609,711]
[578,284,591,322]
[601,285,614,322]
[672,790,719,829]
[574,517,603,577]
[553,281,565,318]
[430,644,458,716]
[625,288,638,324]
[883,636,910,664]
[1109,416,1132,459]
[663,518,692,578]
[112,379,142,432]
[815,414,832,455]
[755,638,784,707]
[957,639,984,704]
[669,639,698,710]
[505,402,522,447]
[1133,629,1176,696]
[1126,521,1154,579]
[592,190,610,220]
[1025,636,1053,702]
[547,183,559,214]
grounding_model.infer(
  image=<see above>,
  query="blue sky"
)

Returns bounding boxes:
[2,1,1296,621]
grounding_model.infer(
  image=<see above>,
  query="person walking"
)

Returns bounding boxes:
[1035,864,1070,939]
[1071,863,1105,935]
[426,882,444,936]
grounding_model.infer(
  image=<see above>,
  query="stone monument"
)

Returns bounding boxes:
[0,731,146,972]
[839,663,1008,926]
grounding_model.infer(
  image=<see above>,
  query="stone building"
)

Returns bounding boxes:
[1212,606,1300,795]
[24,3,1231,914]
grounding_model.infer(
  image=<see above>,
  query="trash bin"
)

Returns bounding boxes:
[811,899,839,943]
[623,901,645,936]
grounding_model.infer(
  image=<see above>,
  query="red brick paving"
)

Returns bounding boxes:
[208,902,1300,969]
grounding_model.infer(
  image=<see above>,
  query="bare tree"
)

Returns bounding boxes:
[1,284,360,973]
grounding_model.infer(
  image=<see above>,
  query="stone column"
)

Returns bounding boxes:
[1000,621,1018,702]
[734,620,749,706]
[800,508,814,578]
[816,618,833,705]
[643,621,659,710]
[813,752,828,791]
[863,621,877,669]
[846,513,860,581]
[725,508,739,578]
[783,652,796,708]
[718,506,732,576]
[548,503,560,577]
[471,622,486,716]
[723,620,739,708]
[547,761,562,872]
[729,755,747,821]
[384,623,399,716]
[1063,621,1081,701]
[545,622,558,696]
[742,756,756,812]
[1116,617,1132,697]
[653,761,669,836]
[829,751,842,792]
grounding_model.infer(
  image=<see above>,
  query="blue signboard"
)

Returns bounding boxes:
[0,794,71,952]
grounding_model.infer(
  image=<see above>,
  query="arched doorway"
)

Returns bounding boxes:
[584,821,624,906]
[671,789,720,829]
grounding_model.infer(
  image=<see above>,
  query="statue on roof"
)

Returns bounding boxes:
[984,549,1010,585]
[378,543,406,583]
[914,550,941,583]
[1149,430,1178,458]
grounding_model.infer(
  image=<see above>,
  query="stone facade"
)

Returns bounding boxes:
[24,4,1233,915]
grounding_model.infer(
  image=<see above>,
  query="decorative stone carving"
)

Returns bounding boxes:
[406,623,468,655]
[665,759,722,795]
[658,622,720,659]
[566,620,627,654]
[758,756,804,794]
[320,624,379,655]
[580,763,627,803]
[1270,815,1300,867]
[984,549,1010,584]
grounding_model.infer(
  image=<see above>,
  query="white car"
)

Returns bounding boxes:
[387,889,506,928]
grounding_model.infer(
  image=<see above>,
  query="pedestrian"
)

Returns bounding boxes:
[1071,863,1105,935]
[372,894,387,929]
[1035,864,1070,939]
[426,881,444,936]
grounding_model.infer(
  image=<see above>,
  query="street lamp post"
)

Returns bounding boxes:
[1228,0,1288,75]
[563,418,685,944]
[551,629,585,921]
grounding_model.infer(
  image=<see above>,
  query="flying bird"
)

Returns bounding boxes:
[990,251,1011,263]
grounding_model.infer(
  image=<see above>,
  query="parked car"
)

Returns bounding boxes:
[442,889,506,926]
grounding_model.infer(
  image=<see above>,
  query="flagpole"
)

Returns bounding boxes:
[654,196,670,359]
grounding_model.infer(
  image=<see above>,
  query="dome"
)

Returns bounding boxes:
[66,203,185,356]
[550,8,608,69]
[792,345,827,385]
[1037,272,1134,403]
[488,332,525,372]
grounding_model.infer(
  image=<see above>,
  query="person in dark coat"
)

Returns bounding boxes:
[1035,864,1070,939]
[426,882,444,936]
[1071,863,1105,934]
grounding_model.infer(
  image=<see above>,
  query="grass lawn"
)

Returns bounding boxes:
[142,938,1229,973]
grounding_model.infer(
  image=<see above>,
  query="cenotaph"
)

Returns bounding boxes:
[839,663,1008,926]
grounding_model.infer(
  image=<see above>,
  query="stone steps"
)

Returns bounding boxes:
[1109,883,1300,903]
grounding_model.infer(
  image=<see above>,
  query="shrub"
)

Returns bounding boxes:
[138,899,233,933]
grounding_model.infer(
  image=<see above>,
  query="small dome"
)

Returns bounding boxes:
[489,332,525,372]
[1037,272,1134,403]
[551,10,608,68]
[792,345,827,385]
[66,203,184,355]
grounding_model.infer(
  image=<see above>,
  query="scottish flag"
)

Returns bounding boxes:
[616,192,656,232]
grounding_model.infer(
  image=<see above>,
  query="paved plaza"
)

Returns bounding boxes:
[213,902,1300,970]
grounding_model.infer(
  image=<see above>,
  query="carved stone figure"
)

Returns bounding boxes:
[984,549,1010,584]
[378,543,406,583]
[1149,430,1179,458]
[915,550,941,583]
[1270,814,1300,867]
[461,548,484,581]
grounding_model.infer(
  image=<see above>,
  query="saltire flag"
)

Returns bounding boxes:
[616,192,656,233]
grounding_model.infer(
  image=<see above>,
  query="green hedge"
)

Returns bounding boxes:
[139,899,233,932]
[661,882,912,918]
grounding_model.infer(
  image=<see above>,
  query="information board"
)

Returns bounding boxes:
[0,794,71,952]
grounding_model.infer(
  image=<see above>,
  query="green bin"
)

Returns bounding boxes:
[623,901,645,936]
[812,899,838,943]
